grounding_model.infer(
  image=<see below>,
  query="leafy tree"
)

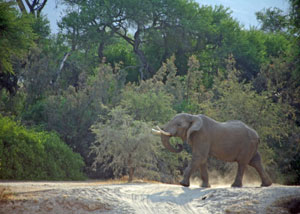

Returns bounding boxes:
[58,9,85,52]
[0,89,25,117]
[289,0,300,33]
[31,14,51,43]
[185,55,212,113]
[231,30,267,81]
[121,87,175,123]
[255,56,300,108]
[21,48,55,102]
[90,107,159,182]
[42,63,125,176]
[103,38,138,82]
[0,115,85,180]
[288,0,300,90]
[0,1,35,94]
[60,0,236,81]
[191,5,241,83]
[156,56,185,107]
[121,55,191,122]
[254,55,300,183]
[256,7,289,33]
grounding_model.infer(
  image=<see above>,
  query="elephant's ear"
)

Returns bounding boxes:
[187,116,203,144]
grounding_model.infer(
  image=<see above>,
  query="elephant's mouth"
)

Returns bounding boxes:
[152,126,183,153]
[160,134,183,153]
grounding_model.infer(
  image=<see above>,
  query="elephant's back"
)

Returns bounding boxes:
[215,121,259,162]
[201,115,259,143]
[224,120,258,135]
[219,120,259,145]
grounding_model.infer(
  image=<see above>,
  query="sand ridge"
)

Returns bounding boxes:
[0,181,299,214]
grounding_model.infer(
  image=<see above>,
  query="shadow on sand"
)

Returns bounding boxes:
[147,186,215,205]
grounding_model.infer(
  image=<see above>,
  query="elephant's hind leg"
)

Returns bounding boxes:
[249,152,272,187]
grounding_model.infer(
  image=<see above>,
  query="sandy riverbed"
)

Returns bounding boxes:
[0,181,299,214]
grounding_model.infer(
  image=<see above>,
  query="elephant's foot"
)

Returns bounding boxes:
[261,180,272,187]
[201,183,211,188]
[231,181,242,188]
[180,179,190,187]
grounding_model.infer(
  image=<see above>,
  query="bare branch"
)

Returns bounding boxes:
[16,0,27,14]
[53,52,71,84]
[37,0,48,17]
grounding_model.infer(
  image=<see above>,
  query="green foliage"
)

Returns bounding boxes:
[121,88,175,123]
[0,115,85,180]
[0,1,36,95]
[0,90,26,117]
[256,7,289,33]
[31,15,51,43]
[44,85,107,153]
[0,1,35,74]
[40,63,125,177]
[103,39,138,82]
[104,39,136,66]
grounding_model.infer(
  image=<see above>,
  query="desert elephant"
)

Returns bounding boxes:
[152,113,272,188]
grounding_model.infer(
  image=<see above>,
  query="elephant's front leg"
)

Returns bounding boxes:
[180,155,205,187]
[200,163,211,188]
[231,162,246,187]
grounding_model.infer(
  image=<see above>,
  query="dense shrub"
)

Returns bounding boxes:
[90,107,160,182]
[0,115,85,180]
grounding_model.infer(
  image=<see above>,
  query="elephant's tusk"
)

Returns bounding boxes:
[156,126,171,136]
[151,128,162,135]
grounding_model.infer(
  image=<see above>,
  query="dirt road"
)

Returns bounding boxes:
[0,181,299,214]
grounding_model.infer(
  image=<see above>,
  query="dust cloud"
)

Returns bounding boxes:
[190,167,261,187]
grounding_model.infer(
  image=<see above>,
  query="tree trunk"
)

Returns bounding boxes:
[133,26,154,80]
[53,52,70,84]
[128,154,135,182]
[113,26,153,80]
[128,167,135,182]
[98,42,105,62]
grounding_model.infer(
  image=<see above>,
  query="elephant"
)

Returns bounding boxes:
[152,113,272,188]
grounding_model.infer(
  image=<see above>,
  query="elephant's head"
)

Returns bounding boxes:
[152,113,203,153]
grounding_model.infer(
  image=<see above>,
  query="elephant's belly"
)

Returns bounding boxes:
[210,152,237,162]
[210,143,241,162]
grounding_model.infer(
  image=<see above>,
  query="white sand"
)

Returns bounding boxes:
[0,181,299,214]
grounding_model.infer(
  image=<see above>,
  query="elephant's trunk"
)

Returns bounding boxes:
[161,135,183,153]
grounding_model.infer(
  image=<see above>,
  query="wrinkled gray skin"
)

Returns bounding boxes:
[161,113,272,188]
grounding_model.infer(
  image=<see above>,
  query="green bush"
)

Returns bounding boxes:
[0,115,85,180]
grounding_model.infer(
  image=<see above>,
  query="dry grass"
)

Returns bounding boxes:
[0,186,13,200]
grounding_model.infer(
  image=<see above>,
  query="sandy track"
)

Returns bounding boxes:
[0,181,299,214]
